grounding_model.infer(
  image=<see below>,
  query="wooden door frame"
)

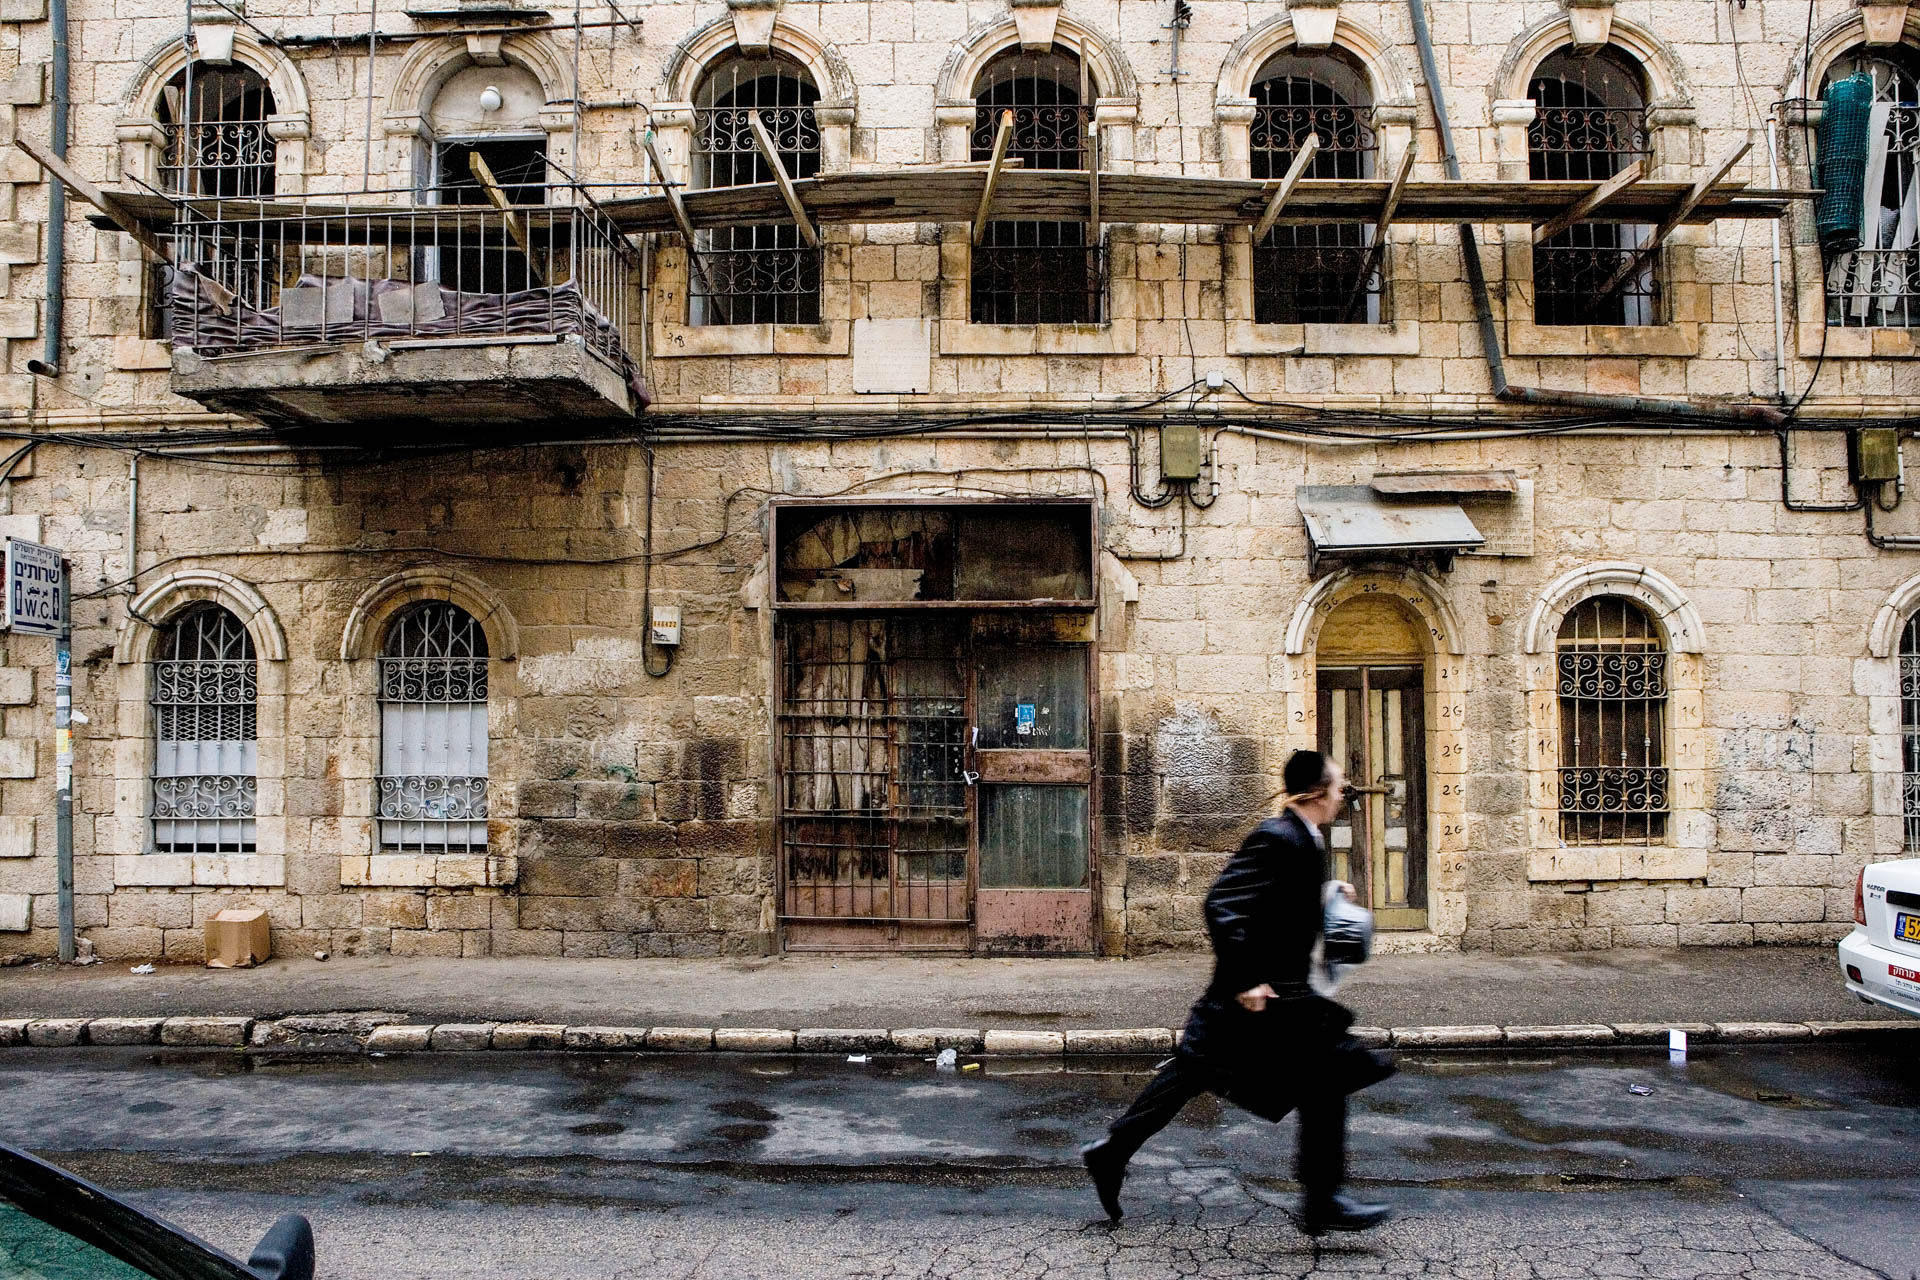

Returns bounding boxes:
[1314,657,1431,930]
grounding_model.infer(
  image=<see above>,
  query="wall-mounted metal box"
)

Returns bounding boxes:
[1160,425,1204,482]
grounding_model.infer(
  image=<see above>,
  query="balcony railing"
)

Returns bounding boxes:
[1529,106,1651,182]
[164,192,646,425]
[1828,249,1920,328]
[1251,104,1378,180]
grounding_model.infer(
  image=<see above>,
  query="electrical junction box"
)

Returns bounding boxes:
[1160,425,1205,482]
[1855,427,1902,484]
[648,606,682,647]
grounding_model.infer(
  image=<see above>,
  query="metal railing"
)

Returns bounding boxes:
[1828,249,1920,327]
[166,192,640,374]
[160,119,276,198]
[1251,103,1378,179]
[971,233,1106,325]
[1529,105,1651,182]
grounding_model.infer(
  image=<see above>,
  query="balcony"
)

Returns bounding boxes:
[164,195,648,433]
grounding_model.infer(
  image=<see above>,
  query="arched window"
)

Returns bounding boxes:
[1819,46,1920,328]
[1529,47,1657,326]
[379,603,489,852]
[970,46,1102,324]
[156,62,276,197]
[151,605,257,853]
[1249,48,1381,324]
[1557,597,1668,844]
[692,55,822,325]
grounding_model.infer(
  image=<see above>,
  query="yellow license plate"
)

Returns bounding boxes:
[1899,912,1920,943]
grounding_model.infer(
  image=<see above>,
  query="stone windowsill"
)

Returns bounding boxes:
[1508,321,1699,358]
[939,320,1138,357]
[113,853,286,887]
[1794,322,1920,360]
[653,320,848,358]
[1528,846,1709,882]
[1229,320,1421,357]
[340,853,518,888]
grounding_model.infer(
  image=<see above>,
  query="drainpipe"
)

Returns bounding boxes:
[1403,0,1786,429]
[28,0,71,377]
[1764,109,1791,403]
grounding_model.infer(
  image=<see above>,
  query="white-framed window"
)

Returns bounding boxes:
[378,602,489,852]
[1557,597,1669,844]
[151,604,258,853]
[1819,46,1920,328]
[691,54,822,325]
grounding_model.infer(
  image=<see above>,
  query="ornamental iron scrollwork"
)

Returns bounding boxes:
[971,234,1106,325]
[1557,766,1669,816]
[378,774,489,822]
[156,63,278,198]
[1557,651,1668,700]
[152,773,257,820]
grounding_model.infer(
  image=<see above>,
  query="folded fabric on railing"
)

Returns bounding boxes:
[169,270,645,405]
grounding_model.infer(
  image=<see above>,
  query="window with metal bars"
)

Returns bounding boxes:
[378,603,489,853]
[1249,50,1383,324]
[1820,47,1920,328]
[970,46,1103,324]
[151,605,257,854]
[1901,614,1920,850]
[691,55,822,325]
[156,62,277,198]
[1557,597,1669,845]
[1529,47,1659,326]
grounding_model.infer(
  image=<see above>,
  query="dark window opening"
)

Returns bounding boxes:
[971,46,1102,324]
[775,504,1094,604]
[692,56,822,325]
[1819,47,1920,327]
[430,137,548,295]
[1249,51,1382,324]
[1528,47,1658,326]
[156,62,276,198]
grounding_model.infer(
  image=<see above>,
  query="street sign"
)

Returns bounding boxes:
[4,538,64,637]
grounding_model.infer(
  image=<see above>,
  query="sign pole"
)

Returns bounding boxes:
[54,558,73,963]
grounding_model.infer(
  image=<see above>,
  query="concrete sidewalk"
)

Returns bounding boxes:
[0,946,1893,1031]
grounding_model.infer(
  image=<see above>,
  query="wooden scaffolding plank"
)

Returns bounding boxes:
[1591,141,1754,305]
[467,150,543,284]
[1250,134,1320,243]
[1340,142,1417,323]
[972,110,1016,246]
[747,110,821,247]
[15,133,174,262]
[640,128,715,297]
[1532,158,1646,244]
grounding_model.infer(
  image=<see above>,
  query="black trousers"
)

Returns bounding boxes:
[1101,1053,1346,1201]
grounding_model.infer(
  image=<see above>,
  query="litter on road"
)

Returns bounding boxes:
[1627,1084,1653,1096]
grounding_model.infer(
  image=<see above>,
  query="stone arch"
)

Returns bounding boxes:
[384,32,574,125]
[1868,571,1920,657]
[117,569,287,665]
[1522,561,1704,655]
[122,30,311,124]
[663,12,855,109]
[934,9,1138,107]
[1283,566,1465,657]
[1216,11,1416,111]
[340,568,520,662]
[1784,8,1920,97]
[1493,11,1693,111]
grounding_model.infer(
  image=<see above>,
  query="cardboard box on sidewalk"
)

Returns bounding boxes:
[204,909,271,969]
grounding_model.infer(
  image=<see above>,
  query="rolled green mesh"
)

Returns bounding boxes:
[1817,73,1875,257]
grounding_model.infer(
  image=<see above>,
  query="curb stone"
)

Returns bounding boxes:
[8,1015,1915,1055]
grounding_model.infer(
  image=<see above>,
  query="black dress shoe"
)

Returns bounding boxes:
[1080,1141,1126,1220]
[1297,1193,1391,1237]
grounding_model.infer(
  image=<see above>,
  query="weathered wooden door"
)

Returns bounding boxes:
[1317,664,1428,931]
[971,640,1096,953]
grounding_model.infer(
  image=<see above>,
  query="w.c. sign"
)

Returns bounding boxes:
[5,539,64,637]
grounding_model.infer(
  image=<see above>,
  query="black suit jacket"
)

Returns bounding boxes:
[1201,808,1329,1003]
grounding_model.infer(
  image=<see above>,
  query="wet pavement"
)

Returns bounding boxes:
[7,1043,1919,1278]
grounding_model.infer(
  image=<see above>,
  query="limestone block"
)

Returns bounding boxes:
[645,1026,714,1051]
[193,854,285,886]
[0,816,34,857]
[492,1022,567,1050]
[3,64,46,107]
[1502,1024,1617,1046]
[0,669,33,705]
[1713,1021,1813,1042]
[366,1025,434,1052]
[888,1028,984,1053]
[0,893,27,931]
[1612,1022,1716,1044]
[0,301,37,339]
[111,338,172,371]
[712,1028,794,1052]
[26,1018,87,1046]
[85,1017,164,1045]
[982,1030,1065,1055]
[1741,886,1826,922]
[1063,1028,1174,1054]
[0,739,35,778]
[1618,847,1709,880]
[794,1028,889,1053]
[0,224,39,267]
[0,1020,25,1046]
[160,1016,254,1046]
[427,1023,495,1051]
[1391,1025,1503,1048]
[564,1025,650,1050]
[1528,847,1618,881]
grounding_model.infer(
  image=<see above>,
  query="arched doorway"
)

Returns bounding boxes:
[1314,594,1429,931]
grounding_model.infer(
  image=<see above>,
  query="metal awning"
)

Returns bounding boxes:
[1298,485,1485,576]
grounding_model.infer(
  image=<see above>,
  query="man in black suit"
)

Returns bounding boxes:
[1080,748,1392,1235]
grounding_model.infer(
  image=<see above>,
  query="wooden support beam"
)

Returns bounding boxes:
[1087,125,1101,244]
[1532,158,1646,244]
[13,133,173,262]
[1592,141,1753,306]
[1249,134,1320,243]
[746,110,820,247]
[1339,141,1417,324]
[971,110,1015,247]
[467,150,543,284]
[640,128,716,298]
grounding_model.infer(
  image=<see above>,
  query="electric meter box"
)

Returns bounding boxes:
[1855,427,1902,484]
[1160,425,1205,482]
[648,606,682,647]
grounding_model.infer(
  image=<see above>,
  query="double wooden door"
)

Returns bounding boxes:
[1317,664,1428,931]
[777,616,1095,952]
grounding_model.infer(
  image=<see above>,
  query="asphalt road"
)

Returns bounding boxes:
[6,1043,1919,1279]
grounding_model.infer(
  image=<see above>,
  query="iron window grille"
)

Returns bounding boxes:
[1249,54,1383,324]
[691,57,822,326]
[1529,48,1659,326]
[1902,614,1920,850]
[156,62,277,198]
[378,602,489,853]
[1557,597,1669,845]
[971,46,1102,324]
[151,605,257,854]
[1821,51,1920,328]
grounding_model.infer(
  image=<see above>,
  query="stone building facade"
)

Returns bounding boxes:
[1,0,1918,961]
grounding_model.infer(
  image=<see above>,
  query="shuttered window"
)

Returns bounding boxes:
[151,605,257,853]
[378,603,489,851]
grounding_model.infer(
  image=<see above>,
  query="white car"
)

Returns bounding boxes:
[1839,858,1920,1018]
